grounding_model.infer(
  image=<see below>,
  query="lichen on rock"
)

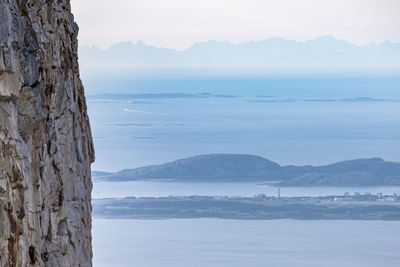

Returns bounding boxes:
[0,0,94,266]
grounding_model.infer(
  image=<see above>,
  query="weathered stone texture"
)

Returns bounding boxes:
[0,0,94,266]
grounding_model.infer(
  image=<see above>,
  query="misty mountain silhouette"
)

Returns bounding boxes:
[80,36,400,69]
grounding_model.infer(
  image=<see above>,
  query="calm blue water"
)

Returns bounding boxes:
[84,73,400,171]
[93,219,400,267]
[86,73,400,267]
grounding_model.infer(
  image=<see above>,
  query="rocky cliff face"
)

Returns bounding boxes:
[0,1,94,266]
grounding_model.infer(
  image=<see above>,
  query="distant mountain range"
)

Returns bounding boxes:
[79,36,400,69]
[92,154,400,186]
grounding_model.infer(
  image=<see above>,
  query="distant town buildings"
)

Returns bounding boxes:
[133,192,400,203]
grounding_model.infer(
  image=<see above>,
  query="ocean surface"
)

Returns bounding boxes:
[83,73,400,172]
[93,219,400,267]
[86,72,400,267]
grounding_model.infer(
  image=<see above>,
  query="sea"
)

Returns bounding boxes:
[83,70,400,266]
[93,219,400,267]
[83,70,400,172]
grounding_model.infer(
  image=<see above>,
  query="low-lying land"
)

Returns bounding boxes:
[93,193,400,220]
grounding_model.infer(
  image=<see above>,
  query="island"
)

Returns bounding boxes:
[93,154,400,186]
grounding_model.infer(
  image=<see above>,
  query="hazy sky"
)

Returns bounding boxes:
[71,0,400,50]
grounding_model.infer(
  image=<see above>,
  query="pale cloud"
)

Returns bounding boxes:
[71,0,400,50]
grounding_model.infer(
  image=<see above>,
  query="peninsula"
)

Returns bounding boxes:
[93,192,400,221]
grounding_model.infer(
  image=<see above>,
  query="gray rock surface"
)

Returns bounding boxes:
[0,0,94,266]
